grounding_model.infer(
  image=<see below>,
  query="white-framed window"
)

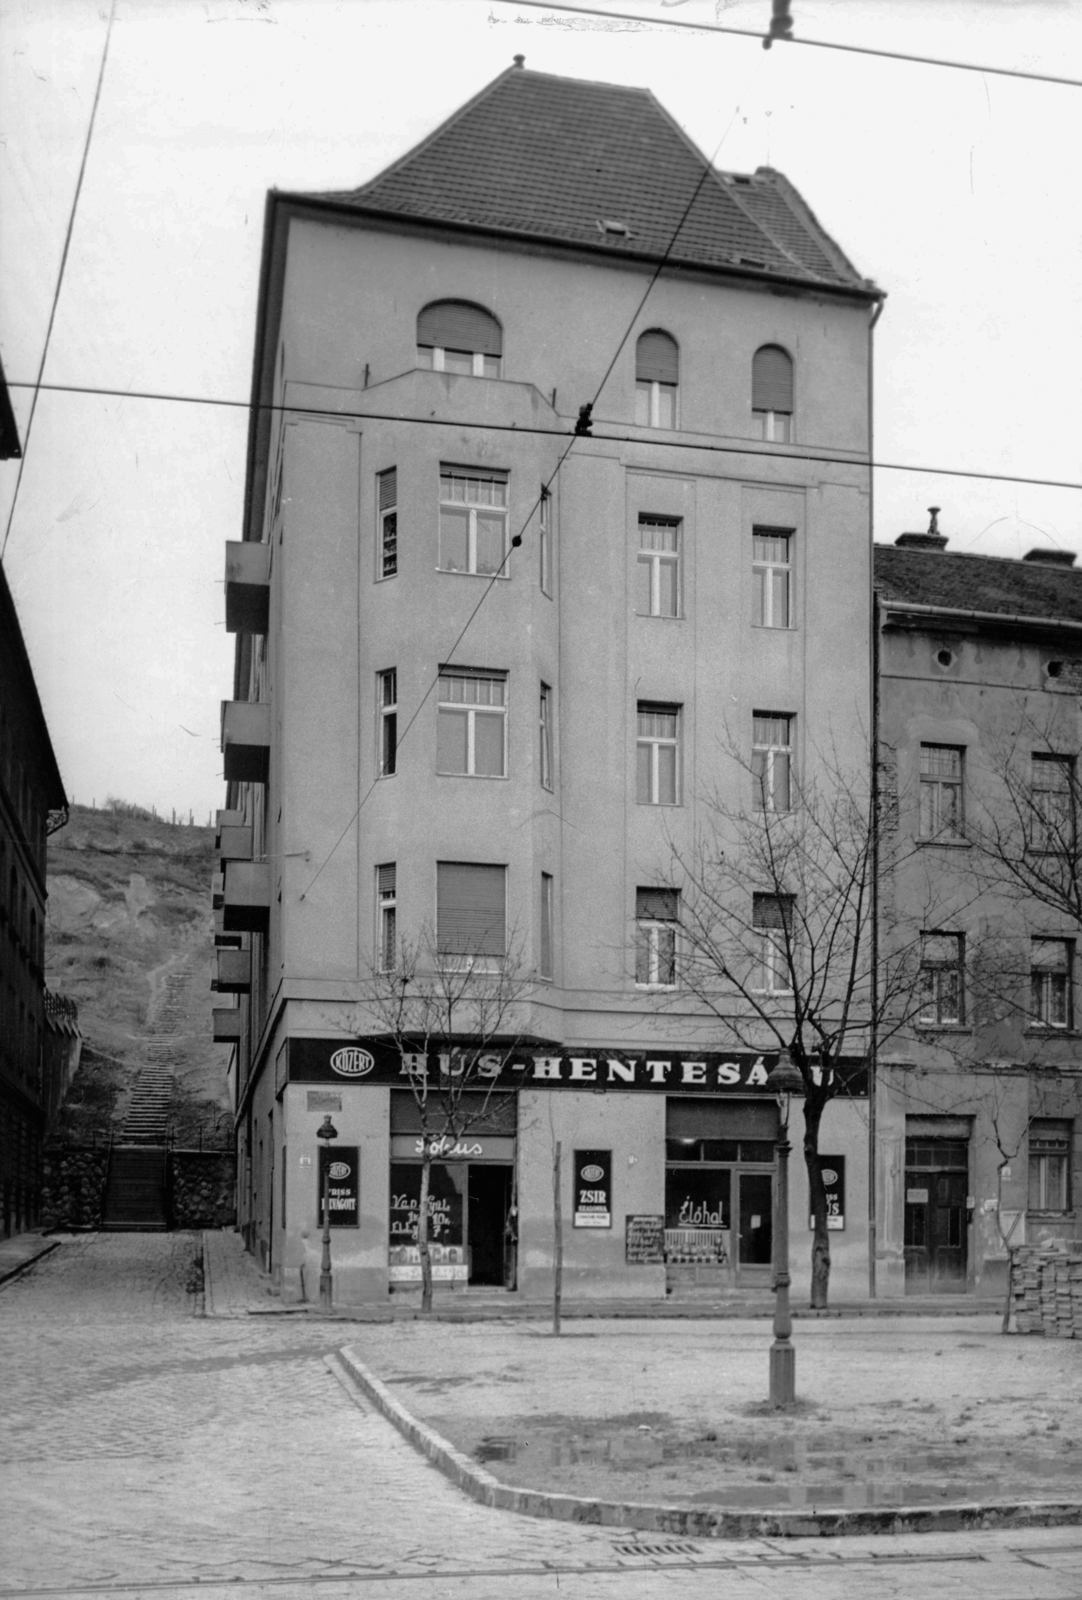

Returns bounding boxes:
[439,467,509,576]
[752,528,791,629]
[636,702,680,806]
[752,344,793,442]
[377,863,397,971]
[1031,938,1072,1028]
[919,744,964,840]
[636,516,681,618]
[539,487,552,596]
[417,300,502,377]
[437,670,507,778]
[540,871,554,980]
[634,330,678,429]
[436,861,506,963]
[919,932,964,1025]
[752,714,792,812]
[636,887,678,987]
[539,682,553,791]
[1031,753,1075,852]
[752,892,794,994]
[1028,1119,1071,1212]
[377,669,397,777]
[377,468,398,579]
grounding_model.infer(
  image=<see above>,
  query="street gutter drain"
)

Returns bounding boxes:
[614,1543,702,1557]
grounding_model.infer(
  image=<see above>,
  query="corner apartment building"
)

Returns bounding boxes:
[216,63,883,1305]
[874,526,1082,1297]
[0,558,68,1236]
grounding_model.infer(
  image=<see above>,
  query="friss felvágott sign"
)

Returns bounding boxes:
[317,1145,359,1228]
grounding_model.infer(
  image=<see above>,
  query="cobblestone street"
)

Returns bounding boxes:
[4,1234,1082,1600]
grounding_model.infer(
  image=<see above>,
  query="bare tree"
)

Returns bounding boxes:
[364,931,532,1312]
[662,745,939,1308]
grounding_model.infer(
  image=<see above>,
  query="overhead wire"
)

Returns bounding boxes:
[495,0,1082,91]
[0,0,117,563]
[7,380,1081,495]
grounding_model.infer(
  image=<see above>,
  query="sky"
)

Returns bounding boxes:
[1,0,1080,820]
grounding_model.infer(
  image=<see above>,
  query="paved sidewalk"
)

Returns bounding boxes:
[0,1227,59,1285]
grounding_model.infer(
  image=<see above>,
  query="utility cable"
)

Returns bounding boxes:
[8,379,1081,495]
[298,86,757,902]
[0,0,117,563]
[496,0,1082,91]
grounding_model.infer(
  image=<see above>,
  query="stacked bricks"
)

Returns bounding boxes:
[1010,1243,1082,1336]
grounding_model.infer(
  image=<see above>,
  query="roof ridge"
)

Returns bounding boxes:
[876,543,1082,569]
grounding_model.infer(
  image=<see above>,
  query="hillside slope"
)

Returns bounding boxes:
[44,805,231,1144]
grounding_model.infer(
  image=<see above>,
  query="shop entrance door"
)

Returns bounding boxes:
[904,1138,969,1293]
[468,1165,513,1287]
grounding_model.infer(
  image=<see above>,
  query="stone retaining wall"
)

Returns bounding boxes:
[1011,1244,1082,1336]
[41,1144,110,1229]
[170,1150,235,1229]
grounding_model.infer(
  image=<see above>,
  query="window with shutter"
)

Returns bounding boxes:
[417,301,503,377]
[437,862,506,960]
[752,893,795,995]
[752,345,794,442]
[635,330,679,429]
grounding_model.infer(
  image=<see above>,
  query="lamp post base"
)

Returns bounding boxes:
[769,1339,796,1407]
[319,1271,333,1312]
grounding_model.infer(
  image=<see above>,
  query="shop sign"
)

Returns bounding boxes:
[389,1163,464,1248]
[573,1149,612,1229]
[316,1145,359,1228]
[389,1135,516,1162]
[625,1214,665,1265]
[290,1039,869,1097]
[809,1156,845,1231]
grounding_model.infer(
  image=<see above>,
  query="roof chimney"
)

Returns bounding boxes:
[895,508,948,553]
[1022,547,1077,568]
[512,54,525,68]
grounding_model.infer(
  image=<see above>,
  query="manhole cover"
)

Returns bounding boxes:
[614,1543,702,1557]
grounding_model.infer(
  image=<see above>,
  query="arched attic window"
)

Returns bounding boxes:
[752,345,794,442]
[417,301,503,378]
[635,330,679,429]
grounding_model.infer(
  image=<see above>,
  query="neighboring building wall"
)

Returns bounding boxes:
[876,545,1082,1298]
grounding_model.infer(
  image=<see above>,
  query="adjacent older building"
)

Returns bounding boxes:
[874,524,1082,1297]
[217,63,883,1305]
[0,557,68,1236]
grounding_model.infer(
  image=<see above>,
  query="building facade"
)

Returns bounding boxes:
[215,64,883,1304]
[874,527,1082,1297]
[0,558,68,1236]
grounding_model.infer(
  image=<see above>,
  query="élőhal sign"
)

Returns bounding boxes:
[288,1039,869,1096]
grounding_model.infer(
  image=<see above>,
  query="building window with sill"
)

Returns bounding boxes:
[635,330,678,429]
[920,744,964,840]
[752,345,793,442]
[377,467,398,578]
[752,892,795,995]
[439,467,509,576]
[636,887,678,987]
[752,528,791,629]
[1031,938,1072,1028]
[753,713,792,812]
[1031,752,1075,852]
[636,702,681,806]
[377,863,397,972]
[539,682,553,791]
[636,516,681,618]
[377,669,397,777]
[1029,1119,1071,1213]
[436,861,506,965]
[919,932,964,1025]
[540,871,554,980]
[437,669,507,778]
[417,300,502,377]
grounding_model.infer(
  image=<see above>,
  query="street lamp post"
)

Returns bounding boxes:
[316,1114,338,1311]
[765,1049,804,1407]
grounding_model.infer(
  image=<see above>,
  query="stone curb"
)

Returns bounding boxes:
[332,1344,1082,1541]
[0,1238,59,1288]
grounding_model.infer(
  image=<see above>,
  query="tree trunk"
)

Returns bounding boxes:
[803,1091,831,1310]
[418,1150,434,1313]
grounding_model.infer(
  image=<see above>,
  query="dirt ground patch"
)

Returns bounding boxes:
[349,1316,1082,1512]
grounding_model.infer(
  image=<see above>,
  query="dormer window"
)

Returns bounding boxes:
[635,330,679,429]
[752,344,793,442]
[417,300,502,377]
[597,218,631,238]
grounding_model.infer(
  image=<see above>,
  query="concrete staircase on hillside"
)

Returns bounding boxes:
[102,1145,168,1230]
[119,1066,174,1143]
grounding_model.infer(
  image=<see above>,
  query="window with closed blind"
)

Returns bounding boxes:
[752,345,794,442]
[417,301,503,378]
[635,330,679,429]
[436,862,506,960]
